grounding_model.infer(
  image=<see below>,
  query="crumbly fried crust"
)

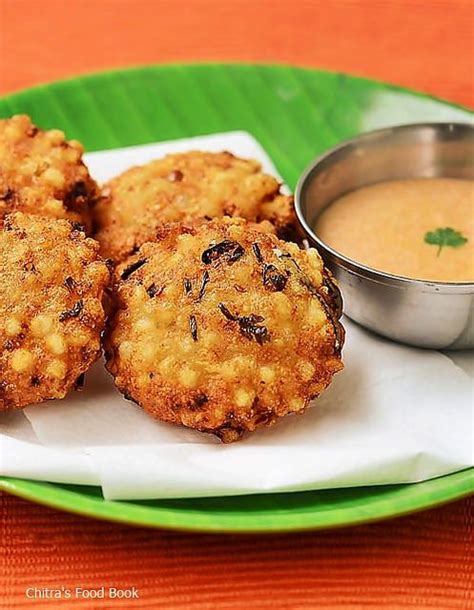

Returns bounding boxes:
[93,151,298,262]
[105,218,344,442]
[0,213,110,410]
[0,115,98,231]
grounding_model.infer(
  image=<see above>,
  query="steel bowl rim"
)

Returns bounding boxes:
[295,122,474,295]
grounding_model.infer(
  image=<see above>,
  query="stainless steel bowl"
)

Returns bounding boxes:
[295,122,474,350]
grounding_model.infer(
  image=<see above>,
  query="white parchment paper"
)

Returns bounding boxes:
[0,132,472,500]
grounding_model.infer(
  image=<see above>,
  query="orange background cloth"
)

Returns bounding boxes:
[0,0,473,106]
[0,0,473,608]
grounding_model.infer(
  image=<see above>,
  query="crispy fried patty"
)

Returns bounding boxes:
[105,218,344,442]
[0,115,97,231]
[0,213,110,410]
[93,151,298,262]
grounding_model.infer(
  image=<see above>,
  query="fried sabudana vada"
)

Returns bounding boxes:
[0,213,110,410]
[93,151,298,262]
[105,218,344,442]
[0,115,97,231]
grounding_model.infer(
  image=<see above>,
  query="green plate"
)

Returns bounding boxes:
[0,64,472,532]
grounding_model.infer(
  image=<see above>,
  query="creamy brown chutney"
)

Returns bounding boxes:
[314,178,474,282]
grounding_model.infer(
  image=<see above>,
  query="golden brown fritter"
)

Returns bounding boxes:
[0,115,98,232]
[105,218,344,442]
[0,212,110,410]
[93,151,298,262]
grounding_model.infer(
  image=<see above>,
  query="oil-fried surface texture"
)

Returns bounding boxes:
[94,151,298,262]
[0,213,110,410]
[0,115,97,232]
[105,218,344,442]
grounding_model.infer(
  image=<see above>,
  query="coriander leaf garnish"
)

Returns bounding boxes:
[424,227,468,257]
